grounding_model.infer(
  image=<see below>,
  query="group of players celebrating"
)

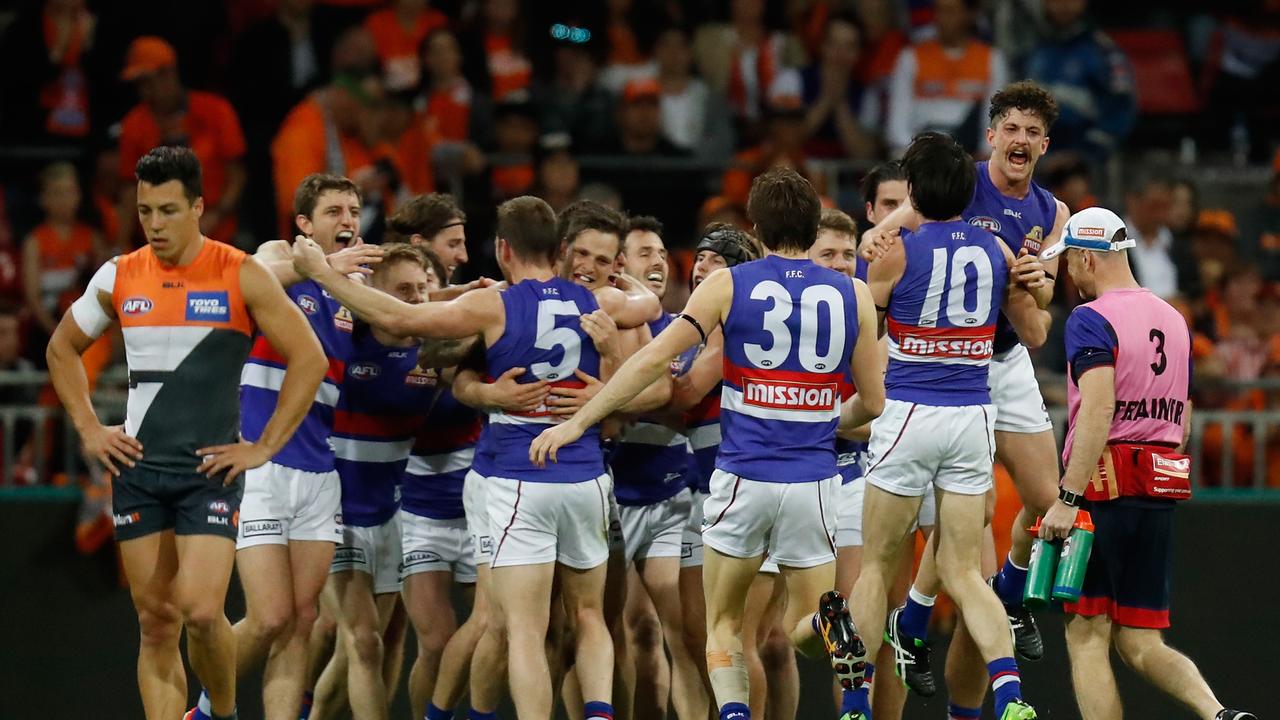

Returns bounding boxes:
[48,80,1257,720]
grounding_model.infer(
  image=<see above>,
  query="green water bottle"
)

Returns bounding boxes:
[1052,511,1095,603]
[1023,517,1058,611]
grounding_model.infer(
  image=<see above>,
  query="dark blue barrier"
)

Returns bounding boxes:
[1,499,1273,718]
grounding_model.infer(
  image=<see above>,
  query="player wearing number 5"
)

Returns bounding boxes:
[1037,207,1255,720]
[851,132,1048,720]
[532,167,887,720]
[290,195,661,720]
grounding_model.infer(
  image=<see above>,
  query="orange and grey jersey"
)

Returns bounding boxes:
[103,241,253,474]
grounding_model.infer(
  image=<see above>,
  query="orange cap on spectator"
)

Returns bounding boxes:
[121,36,177,81]
[1196,209,1238,238]
[623,78,661,104]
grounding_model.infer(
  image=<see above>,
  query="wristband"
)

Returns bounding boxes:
[1058,486,1081,508]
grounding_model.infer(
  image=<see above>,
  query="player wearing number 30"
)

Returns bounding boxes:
[531,167,887,720]
[850,133,1047,720]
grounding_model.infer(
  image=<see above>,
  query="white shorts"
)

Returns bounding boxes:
[400,511,478,583]
[834,477,938,548]
[462,470,492,566]
[331,515,402,594]
[760,557,779,574]
[702,469,839,569]
[865,399,996,497]
[237,462,343,548]
[619,489,692,562]
[681,490,708,568]
[487,474,613,570]
[989,344,1053,433]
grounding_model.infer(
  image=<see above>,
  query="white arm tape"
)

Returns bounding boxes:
[70,260,118,339]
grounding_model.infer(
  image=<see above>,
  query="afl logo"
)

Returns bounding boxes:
[350,363,381,380]
[969,216,1000,233]
[121,297,153,316]
[297,295,319,315]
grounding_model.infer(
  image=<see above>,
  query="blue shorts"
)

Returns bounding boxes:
[1064,497,1175,629]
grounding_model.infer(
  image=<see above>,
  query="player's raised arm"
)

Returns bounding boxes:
[530,268,731,466]
[292,235,500,340]
[840,278,887,430]
[594,272,662,328]
[256,238,384,288]
[860,198,923,263]
[866,238,906,336]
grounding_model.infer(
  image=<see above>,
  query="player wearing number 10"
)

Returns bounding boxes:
[854,133,1046,720]
[530,167,886,720]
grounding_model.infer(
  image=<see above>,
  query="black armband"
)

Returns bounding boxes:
[676,313,708,346]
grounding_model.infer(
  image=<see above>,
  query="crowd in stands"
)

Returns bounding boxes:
[0,0,1277,487]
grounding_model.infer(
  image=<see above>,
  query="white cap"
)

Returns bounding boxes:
[1039,207,1134,260]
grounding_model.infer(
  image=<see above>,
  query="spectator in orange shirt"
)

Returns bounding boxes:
[460,0,534,101]
[487,92,540,200]
[885,0,1009,155]
[720,71,818,206]
[89,146,122,250]
[272,29,401,237]
[599,0,660,91]
[115,36,247,246]
[0,0,96,143]
[23,163,103,339]
[419,28,487,143]
[693,0,806,138]
[364,0,449,92]
[800,15,881,159]
[532,133,581,214]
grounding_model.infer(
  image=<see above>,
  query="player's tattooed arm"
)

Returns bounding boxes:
[1001,243,1051,349]
[1024,197,1075,310]
[610,322,673,415]
[429,277,500,302]
[668,328,724,412]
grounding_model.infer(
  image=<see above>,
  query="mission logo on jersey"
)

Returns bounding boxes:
[743,377,838,412]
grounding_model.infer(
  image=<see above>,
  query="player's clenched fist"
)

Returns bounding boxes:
[291,234,329,278]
